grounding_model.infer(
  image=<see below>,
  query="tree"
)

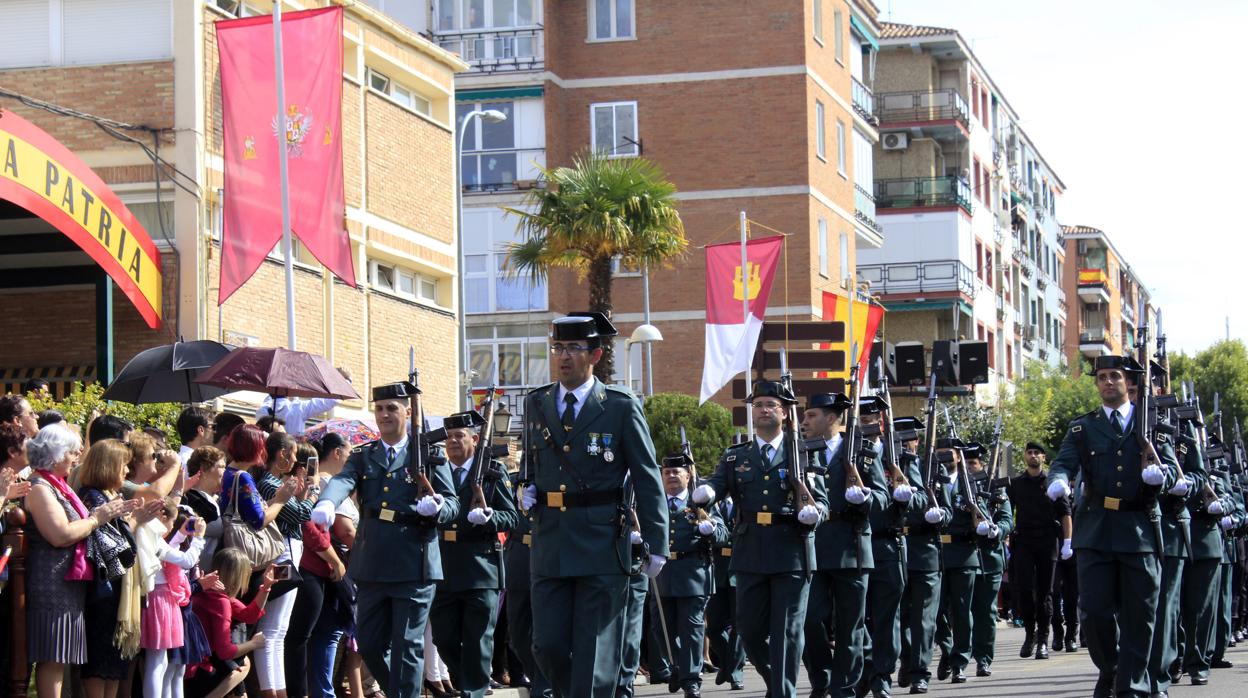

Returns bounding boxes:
[1001,360,1099,469]
[504,151,687,381]
[27,382,185,447]
[642,392,734,477]
[1169,340,1248,438]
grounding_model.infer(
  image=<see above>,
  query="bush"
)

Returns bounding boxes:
[26,382,184,448]
[642,392,734,476]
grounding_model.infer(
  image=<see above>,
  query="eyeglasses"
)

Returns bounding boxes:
[752,401,784,411]
[549,344,592,356]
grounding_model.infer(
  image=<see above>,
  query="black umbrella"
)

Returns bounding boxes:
[102,339,235,404]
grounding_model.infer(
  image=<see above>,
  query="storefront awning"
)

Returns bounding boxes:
[458,86,543,102]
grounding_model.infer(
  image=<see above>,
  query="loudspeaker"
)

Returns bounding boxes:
[894,342,927,385]
[869,341,896,385]
[957,340,990,385]
[932,340,960,386]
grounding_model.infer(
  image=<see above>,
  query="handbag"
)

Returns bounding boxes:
[220,471,285,570]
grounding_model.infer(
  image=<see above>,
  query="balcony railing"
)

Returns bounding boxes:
[851,77,877,125]
[858,259,975,298]
[437,27,544,73]
[875,88,970,127]
[854,184,883,234]
[874,176,973,214]
[1077,268,1108,286]
[461,147,545,193]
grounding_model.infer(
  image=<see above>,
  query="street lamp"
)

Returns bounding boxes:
[625,323,663,400]
[456,108,508,409]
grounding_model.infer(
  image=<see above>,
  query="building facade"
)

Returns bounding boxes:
[1060,224,1150,372]
[0,0,466,416]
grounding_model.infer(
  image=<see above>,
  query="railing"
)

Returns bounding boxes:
[854,184,883,234]
[851,77,878,125]
[875,88,970,127]
[1058,297,1069,314]
[437,27,544,73]
[1121,301,1136,324]
[1080,329,1109,344]
[461,147,545,192]
[857,259,976,298]
[1077,268,1108,286]
[874,176,973,214]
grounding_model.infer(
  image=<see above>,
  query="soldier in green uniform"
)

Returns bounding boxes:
[705,494,746,691]
[518,312,668,698]
[896,420,951,696]
[615,557,649,697]
[313,382,460,698]
[503,472,551,697]
[1179,411,1225,686]
[964,442,1013,677]
[933,439,983,685]
[647,452,728,698]
[800,393,889,698]
[429,411,520,698]
[1046,355,1179,698]
[692,380,830,698]
[1207,436,1245,672]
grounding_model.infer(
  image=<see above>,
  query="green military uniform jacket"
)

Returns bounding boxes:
[812,436,888,570]
[1048,406,1179,554]
[974,484,1014,574]
[1157,422,1198,558]
[436,459,520,593]
[868,446,927,563]
[904,455,952,572]
[712,499,737,589]
[941,470,984,570]
[319,438,459,583]
[704,439,830,575]
[656,496,728,598]
[524,379,667,577]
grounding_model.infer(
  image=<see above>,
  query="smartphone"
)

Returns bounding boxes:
[305,455,319,479]
[271,563,293,581]
[183,517,198,534]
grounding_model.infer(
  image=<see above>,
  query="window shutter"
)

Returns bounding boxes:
[62,0,171,66]
[0,0,52,69]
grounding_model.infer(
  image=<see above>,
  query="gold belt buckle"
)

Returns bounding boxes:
[522,534,532,545]
[1104,497,1121,511]
[669,552,678,560]
[902,526,910,536]
[443,531,457,542]
[721,548,732,557]
[379,508,395,522]
[940,534,953,544]
[546,492,564,508]
[756,512,773,525]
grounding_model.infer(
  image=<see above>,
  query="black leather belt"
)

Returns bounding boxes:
[741,511,800,526]
[665,550,707,560]
[872,530,903,540]
[539,489,621,509]
[825,509,864,522]
[939,532,975,544]
[361,507,433,526]
[440,527,497,543]
[1085,488,1151,512]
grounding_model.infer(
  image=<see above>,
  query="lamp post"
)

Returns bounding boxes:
[456,108,508,409]
[625,323,663,402]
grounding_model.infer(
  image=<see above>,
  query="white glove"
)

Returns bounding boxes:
[697,520,716,536]
[629,530,644,545]
[1060,539,1073,560]
[642,554,666,579]
[892,485,914,503]
[924,507,944,524]
[521,485,537,510]
[692,484,715,504]
[976,521,999,539]
[1220,515,1235,531]
[845,486,867,505]
[1209,500,1225,516]
[467,508,493,525]
[311,500,335,530]
[1047,479,1071,501]
[1141,464,1165,486]
[797,505,822,525]
[1167,476,1191,497]
[415,494,444,517]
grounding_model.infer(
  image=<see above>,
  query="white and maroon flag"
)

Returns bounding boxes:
[699,236,784,404]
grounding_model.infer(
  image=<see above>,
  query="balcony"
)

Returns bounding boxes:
[461,147,545,193]
[854,184,883,235]
[1121,300,1136,326]
[874,176,973,214]
[875,89,970,129]
[1037,276,1047,290]
[1079,329,1112,357]
[851,77,877,125]
[858,259,976,299]
[1077,268,1111,304]
[437,27,544,74]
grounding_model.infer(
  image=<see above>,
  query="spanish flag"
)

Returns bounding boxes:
[821,291,885,389]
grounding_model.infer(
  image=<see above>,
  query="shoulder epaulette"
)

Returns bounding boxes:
[726,441,750,452]
[351,440,378,454]
[603,383,635,397]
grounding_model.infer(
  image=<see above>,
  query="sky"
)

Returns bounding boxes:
[880,0,1246,354]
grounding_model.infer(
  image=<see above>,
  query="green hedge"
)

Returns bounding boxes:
[27,382,184,448]
[642,392,734,476]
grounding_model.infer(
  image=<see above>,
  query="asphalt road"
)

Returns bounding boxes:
[632,624,1248,697]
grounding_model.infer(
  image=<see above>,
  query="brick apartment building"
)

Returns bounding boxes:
[1060,224,1151,372]
[0,0,466,416]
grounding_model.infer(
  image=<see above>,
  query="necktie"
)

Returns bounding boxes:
[761,444,774,464]
[562,393,578,431]
[819,448,830,468]
[1111,411,1123,436]
[668,497,678,514]
[387,446,396,467]
[458,467,468,487]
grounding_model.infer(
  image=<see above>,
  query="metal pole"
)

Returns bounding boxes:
[643,262,653,397]
[741,211,753,441]
[273,2,296,349]
[456,111,477,410]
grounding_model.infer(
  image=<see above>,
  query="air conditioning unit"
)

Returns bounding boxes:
[882,132,909,150]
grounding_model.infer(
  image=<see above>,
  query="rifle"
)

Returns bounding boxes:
[986,410,1005,500]
[778,348,817,511]
[1155,308,1172,395]
[1188,387,1221,511]
[876,368,909,491]
[920,370,941,503]
[1135,311,1175,480]
[839,343,867,491]
[680,426,710,522]
[943,405,990,530]
[406,351,436,499]
[466,386,499,512]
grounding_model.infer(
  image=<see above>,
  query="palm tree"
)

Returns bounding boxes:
[504,151,687,382]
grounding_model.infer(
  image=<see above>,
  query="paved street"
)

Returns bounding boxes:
[630,624,1248,697]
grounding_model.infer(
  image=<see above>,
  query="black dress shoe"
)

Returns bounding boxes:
[1191,674,1209,685]
[1020,632,1035,658]
[873,689,892,698]
[809,690,828,698]
[1211,659,1233,669]
[730,681,745,691]
[1064,639,1078,653]
[1093,672,1114,698]
[951,670,967,684]
[683,687,701,698]
[896,673,910,688]
[1150,692,1168,698]
[1035,642,1049,659]
[702,663,718,675]
[908,679,928,694]
[936,655,951,681]
[976,663,991,677]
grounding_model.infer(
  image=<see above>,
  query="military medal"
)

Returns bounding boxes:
[602,433,615,462]
[587,433,602,456]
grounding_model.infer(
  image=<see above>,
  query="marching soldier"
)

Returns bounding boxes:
[933,439,982,685]
[705,494,746,691]
[800,393,889,698]
[692,380,830,698]
[1179,409,1225,686]
[965,442,1013,677]
[503,471,552,697]
[616,554,650,698]
[1007,442,1072,661]
[1046,355,1179,698]
[429,411,520,698]
[518,312,668,698]
[647,452,728,698]
[896,419,951,695]
[1208,436,1245,671]
[313,382,460,698]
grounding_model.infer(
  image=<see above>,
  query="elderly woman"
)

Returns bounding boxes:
[23,425,136,698]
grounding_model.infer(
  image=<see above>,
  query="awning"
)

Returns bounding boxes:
[458,86,543,102]
[850,15,879,51]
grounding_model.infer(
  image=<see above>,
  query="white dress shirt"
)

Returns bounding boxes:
[755,433,785,464]
[1102,402,1134,431]
[555,376,597,421]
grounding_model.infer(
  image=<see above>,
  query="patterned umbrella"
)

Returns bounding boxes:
[302,418,379,447]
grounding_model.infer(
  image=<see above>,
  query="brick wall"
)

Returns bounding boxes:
[363,94,454,242]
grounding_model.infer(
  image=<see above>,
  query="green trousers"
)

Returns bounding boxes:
[934,568,975,673]
[648,594,711,690]
[1147,556,1185,695]
[706,583,745,685]
[736,572,811,698]
[532,573,631,698]
[1078,549,1161,697]
[356,580,436,698]
[429,588,500,698]
[1212,562,1234,662]
[1181,557,1221,679]
[864,560,905,694]
[616,574,649,697]
[899,570,941,683]
[970,571,1002,668]
[803,569,869,697]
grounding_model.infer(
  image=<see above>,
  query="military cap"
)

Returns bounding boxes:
[807,392,852,412]
[551,311,618,342]
[935,437,966,450]
[661,450,695,469]
[893,416,925,433]
[1024,441,1047,454]
[372,381,417,402]
[1089,355,1142,375]
[444,410,485,430]
[962,442,986,459]
[858,395,888,415]
[746,380,798,405]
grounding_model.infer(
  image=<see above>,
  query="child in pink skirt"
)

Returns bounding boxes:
[141,505,207,698]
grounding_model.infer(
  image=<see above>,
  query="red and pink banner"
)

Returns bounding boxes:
[699,236,784,403]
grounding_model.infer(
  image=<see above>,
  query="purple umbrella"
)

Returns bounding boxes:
[194,347,359,400]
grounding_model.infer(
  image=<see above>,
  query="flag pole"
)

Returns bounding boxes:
[741,211,753,441]
[273,1,297,350]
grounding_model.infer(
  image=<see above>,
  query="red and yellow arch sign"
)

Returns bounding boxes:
[0,109,162,328]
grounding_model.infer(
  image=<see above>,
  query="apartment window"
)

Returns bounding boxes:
[987,330,996,369]
[971,78,980,119]
[436,0,537,30]
[813,0,823,43]
[1006,343,1014,378]
[459,102,520,190]
[817,219,829,278]
[371,261,439,305]
[839,232,850,282]
[836,119,847,176]
[368,69,431,115]
[833,9,844,62]
[464,208,547,313]
[467,327,549,389]
[973,159,982,202]
[1,0,172,69]
[975,241,984,280]
[985,247,993,289]
[815,101,826,161]
[590,0,634,40]
[591,101,638,157]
